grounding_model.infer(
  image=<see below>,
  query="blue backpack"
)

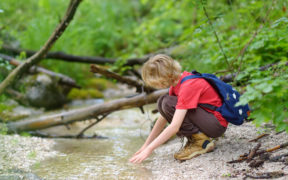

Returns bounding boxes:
[181,71,250,125]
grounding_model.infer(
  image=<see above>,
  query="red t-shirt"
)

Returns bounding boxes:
[169,71,228,127]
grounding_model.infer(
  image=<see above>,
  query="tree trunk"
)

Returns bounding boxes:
[7,89,168,133]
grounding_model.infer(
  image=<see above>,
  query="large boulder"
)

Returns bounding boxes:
[21,73,69,109]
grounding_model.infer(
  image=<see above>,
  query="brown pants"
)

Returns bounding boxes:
[157,94,226,138]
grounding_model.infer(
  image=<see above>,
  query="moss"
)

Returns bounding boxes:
[0,103,16,122]
[84,78,116,91]
[67,88,104,100]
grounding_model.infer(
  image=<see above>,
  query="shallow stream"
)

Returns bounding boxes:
[31,103,158,179]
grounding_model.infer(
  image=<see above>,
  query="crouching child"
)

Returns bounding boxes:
[129,54,249,164]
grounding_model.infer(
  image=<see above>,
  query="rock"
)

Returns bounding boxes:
[0,169,42,180]
[0,174,22,180]
[20,73,69,109]
[0,99,44,121]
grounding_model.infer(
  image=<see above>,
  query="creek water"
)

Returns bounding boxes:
[31,102,158,179]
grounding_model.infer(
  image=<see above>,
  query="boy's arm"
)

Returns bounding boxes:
[130,109,187,163]
[133,115,167,155]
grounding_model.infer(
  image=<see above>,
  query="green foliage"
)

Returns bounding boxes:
[237,64,288,132]
[0,0,287,131]
[0,57,14,82]
[0,123,8,135]
[0,94,15,121]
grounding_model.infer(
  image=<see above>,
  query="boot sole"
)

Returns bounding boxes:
[176,142,215,161]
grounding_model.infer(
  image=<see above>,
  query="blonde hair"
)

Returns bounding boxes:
[142,54,182,88]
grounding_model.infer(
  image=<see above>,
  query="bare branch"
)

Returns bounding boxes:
[90,64,155,93]
[0,53,80,88]
[0,0,82,94]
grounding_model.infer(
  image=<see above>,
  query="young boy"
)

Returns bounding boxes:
[129,54,227,164]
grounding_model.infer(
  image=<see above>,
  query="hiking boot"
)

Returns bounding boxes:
[174,133,215,161]
[174,136,194,158]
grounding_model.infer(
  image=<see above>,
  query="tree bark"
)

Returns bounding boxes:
[1,45,179,66]
[0,53,80,88]
[1,45,116,64]
[0,0,82,95]
[90,64,155,93]
[7,89,168,133]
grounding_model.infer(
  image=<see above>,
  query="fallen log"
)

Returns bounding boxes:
[90,64,155,93]
[7,89,168,133]
[1,44,116,64]
[1,45,179,66]
[27,113,110,139]
[0,53,80,88]
[1,44,148,66]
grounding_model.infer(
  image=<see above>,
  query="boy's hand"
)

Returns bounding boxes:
[129,148,152,164]
[132,145,147,156]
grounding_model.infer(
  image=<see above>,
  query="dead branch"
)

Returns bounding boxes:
[90,64,155,93]
[249,134,269,142]
[266,142,288,152]
[227,142,288,163]
[247,143,261,162]
[0,0,82,95]
[243,171,285,180]
[248,159,264,168]
[0,53,80,88]
[269,153,288,162]
[7,89,168,132]
[1,45,116,64]
[1,44,149,66]
[28,131,107,139]
[1,44,179,66]
[76,113,109,138]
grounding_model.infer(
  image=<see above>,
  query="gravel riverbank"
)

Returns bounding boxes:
[0,134,58,178]
[146,122,288,179]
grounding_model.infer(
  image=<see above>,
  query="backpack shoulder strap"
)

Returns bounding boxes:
[180,71,218,111]
[180,71,203,84]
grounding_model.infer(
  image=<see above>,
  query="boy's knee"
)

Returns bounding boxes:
[157,94,167,112]
[161,95,176,113]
